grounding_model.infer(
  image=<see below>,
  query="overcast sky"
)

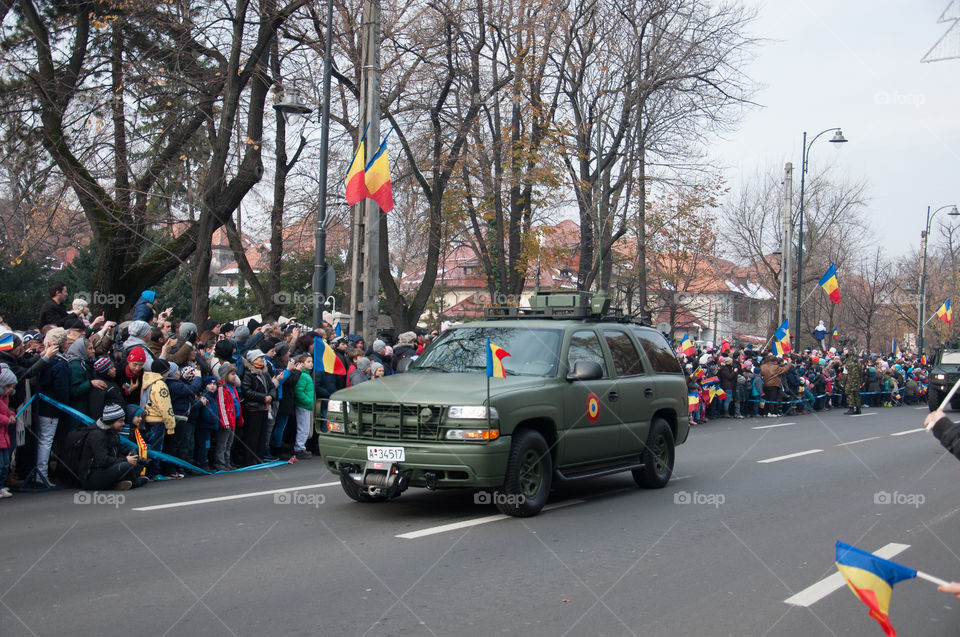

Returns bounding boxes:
[714,0,960,258]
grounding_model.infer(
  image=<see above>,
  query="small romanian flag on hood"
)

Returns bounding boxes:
[936,299,952,325]
[486,338,510,378]
[773,320,791,357]
[679,334,695,357]
[819,263,841,304]
[314,336,346,375]
[835,541,916,637]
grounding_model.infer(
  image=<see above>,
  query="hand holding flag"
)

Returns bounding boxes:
[773,320,791,356]
[679,334,695,357]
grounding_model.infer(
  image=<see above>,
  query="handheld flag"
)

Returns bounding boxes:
[314,336,346,376]
[688,393,699,411]
[920,354,927,366]
[835,541,917,637]
[334,321,342,338]
[715,388,728,400]
[936,299,953,325]
[694,366,705,380]
[819,263,841,304]
[832,326,839,340]
[773,320,792,357]
[365,130,394,213]
[0,333,14,352]
[345,125,369,206]
[679,334,695,357]
[486,338,510,378]
[893,339,901,359]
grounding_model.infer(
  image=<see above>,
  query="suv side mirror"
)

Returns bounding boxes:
[566,360,603,382]
[396,358,414,373]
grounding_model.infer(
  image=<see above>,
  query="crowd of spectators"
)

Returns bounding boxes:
[0,282,435,498]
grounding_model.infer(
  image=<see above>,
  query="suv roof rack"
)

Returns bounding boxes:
[482,290,651,325]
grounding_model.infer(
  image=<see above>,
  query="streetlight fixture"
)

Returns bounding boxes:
[918,204,960,355]
[273,88,312,125]
[795,127,847,349]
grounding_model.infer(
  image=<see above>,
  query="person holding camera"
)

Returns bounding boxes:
[79,403,148,491]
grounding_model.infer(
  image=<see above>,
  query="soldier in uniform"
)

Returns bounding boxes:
[844,350,862,415]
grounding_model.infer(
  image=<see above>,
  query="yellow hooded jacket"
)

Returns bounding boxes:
[141,371,176,434]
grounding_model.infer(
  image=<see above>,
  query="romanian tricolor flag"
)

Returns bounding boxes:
[707,386,718,403]
[920,354,927,366]
[679,334,695,357]
[334,321,342,338]
[715,388,728,400]
[936,299,952,325]
[0,333,14,352]
[819,263,841,304]
[345,127,369,206]
[835,541,916,637]
[773,319,791,357]
[364,132,394,213]
[832,326,840,340]
[688,393,699,411]
[694,366,705,380]
[314,336,346,375]
[486,338,510,378]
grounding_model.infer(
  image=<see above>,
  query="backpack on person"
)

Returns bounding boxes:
[52,428,96,487]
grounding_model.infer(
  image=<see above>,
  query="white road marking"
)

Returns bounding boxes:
[396,500,585,539]
[850,412,877,417]
[752,422,796,430]
[835,436,882,447]
[672,474,692,481]
[132,482,340,511]
[890,428,926,436]
[915,406,930,410]
[784,543,911,607]
[757,449,823,464]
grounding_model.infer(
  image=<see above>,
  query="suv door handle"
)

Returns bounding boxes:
[644,387,654,397]
[608,390,618,402]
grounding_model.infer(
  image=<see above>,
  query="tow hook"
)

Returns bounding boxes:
[424,471,439,490]
[342,461,411,499]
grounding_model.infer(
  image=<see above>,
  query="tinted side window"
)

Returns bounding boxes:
[633,329,684,374]
[567,330,607,377]
[604,330,645,377]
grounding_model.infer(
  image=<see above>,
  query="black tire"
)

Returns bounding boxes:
[633,418,675,489]
[339,470,387,503]
[496,430,552,517]
[930,390,942,412]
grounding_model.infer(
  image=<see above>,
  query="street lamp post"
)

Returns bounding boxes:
[918,204,959,355]
[795,128,847,350]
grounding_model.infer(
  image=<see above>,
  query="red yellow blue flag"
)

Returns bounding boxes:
[832,326,839,340]
[679,333,695,357]
[0,333,14,352]
[364,130,394,213]
[773,319,791,356]
[936,299,952,325]
[486,338,510,378]
[314,336,346,375]
[835,541,916,637]
[819,263,841,304]
[345,125,369,206]
[687,393,699,411]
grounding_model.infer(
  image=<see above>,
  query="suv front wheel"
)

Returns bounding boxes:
[496,429,552,517]
[633,418,675,489]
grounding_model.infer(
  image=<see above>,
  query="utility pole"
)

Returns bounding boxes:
[778,162,793,326]
[350,0,381,341]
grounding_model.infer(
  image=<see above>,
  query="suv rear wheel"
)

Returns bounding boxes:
[497,429,552,517]
[633,418,675,489]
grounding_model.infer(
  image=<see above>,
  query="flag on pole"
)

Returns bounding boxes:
[835,541,917,637]
[694,366,705,380]
[832,326,840,339]
[486,338,511,378]
[345,126,369,206]
[819,263,841,304]
[364,132,394,213]
[936,299,952,325]
[334,321,342,338]
[773,320,792,356]
[688,393,699,411]
[893,339,901,359]
[314,336,346,375]
[679,334,695,357]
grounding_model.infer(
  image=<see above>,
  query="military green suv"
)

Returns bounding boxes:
[929,339,960,411]
[317,293,690,517]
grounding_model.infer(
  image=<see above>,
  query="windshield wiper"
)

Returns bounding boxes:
[465,365,518,376]
[414,364,450,372]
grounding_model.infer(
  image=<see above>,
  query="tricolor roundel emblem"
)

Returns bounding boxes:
[586,392,600,423]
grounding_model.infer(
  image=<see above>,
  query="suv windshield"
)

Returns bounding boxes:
[941,351,960,365]
[413,327,562,377]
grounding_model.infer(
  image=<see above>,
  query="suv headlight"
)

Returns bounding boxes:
[445,428,500,441]
[328,400,347,413]
[448,405,498,419]
[935,374,946,381]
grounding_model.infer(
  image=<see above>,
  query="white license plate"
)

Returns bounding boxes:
[366,446,405,462]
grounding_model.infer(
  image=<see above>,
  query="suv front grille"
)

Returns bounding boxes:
[347,403,445,441]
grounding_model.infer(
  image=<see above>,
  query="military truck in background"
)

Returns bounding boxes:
[929,338,960,411]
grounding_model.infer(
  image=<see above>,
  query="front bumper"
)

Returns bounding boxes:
[318,435,512,489]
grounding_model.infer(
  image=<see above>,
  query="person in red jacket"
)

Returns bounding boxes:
[213,364,243,471]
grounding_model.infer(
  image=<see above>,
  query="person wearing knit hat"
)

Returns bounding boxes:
[132,290,156,323]
[43,327,66,349]
[127,346,146,363]
[218,362,237,381]
[122,321,155,369]
[21,330,42,354]
[245,349,266,364]
[0,363,17,390]
[213,363,242,471]
[93,357,112,375]
[370,361,385,378]
[239,346,276,465]
[128,320,150,339]
[151,358,170,376]
[88,355,123,425]
[397,331,416,345]
[372,339,386,353]
[368,339,392,377]
[79,403,144,492]
[350,357,371,386]
[233,325,251,343]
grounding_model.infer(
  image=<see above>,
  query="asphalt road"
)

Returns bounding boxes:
[3,405,960,637]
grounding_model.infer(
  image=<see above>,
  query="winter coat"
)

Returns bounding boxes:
[193,388,220,430]
[0,394,13,449]
[392,344,417,372]
[277,370,299,418]
[37,355,71,418]
[168,376,202,418]
[0,351,48,410]
[216,381,243,430]
[294,370,315,409]
[79,426,128,478]
[141,371,176,434]
[122,336,155,368]
[349,369,369,386]
[65,340,94,426]
[314,369,337,402]
[88,374,124,424]
[931,416,960,462]
[131,295,155,322]
[760,359,790,388]
[241,367,275,412]
[718,365,737,392]
[38,299,69,327]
